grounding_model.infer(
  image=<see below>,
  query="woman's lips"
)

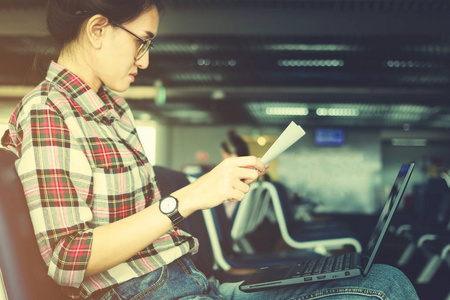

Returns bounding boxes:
[129,72,138,82]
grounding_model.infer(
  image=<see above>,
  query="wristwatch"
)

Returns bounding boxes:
[159,195,184,226]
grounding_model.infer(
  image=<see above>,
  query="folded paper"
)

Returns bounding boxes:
[261,121,305,165]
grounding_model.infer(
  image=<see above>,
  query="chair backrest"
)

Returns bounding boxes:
[437,188,450,227]
[0,148,69,300]
[262,181,363,253]
[231,181,272,241]
[269,181,297,227]
[152,165,215,278]
[411,178,449,223]
[425,178,449,223]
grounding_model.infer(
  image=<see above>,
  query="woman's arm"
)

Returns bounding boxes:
[86,155,266,276]
[12,90,266,281]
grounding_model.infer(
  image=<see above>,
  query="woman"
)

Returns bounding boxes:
[221,130,250,160]
[2,0,419,299]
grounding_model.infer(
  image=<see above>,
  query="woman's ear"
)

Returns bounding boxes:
[84,14,110,50]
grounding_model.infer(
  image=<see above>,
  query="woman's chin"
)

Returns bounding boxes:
[107,82,131,93]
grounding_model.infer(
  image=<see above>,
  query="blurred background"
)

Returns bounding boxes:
[0,0,449,299]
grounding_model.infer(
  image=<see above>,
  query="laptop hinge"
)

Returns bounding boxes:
[360,254,370,269]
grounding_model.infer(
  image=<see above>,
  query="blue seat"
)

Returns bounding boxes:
[262,181,362,254]
[0,148,70,300]
[396,179,450,267]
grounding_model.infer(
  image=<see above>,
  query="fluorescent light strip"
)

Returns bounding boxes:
[316,108,360,117]
[277,59,344,67]
[197,58,237,67]
[391,138,427,147]
[265,107,309,116]
[265,44,358,51]
[386,60,438,68]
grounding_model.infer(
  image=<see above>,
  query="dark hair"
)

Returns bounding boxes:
[46,0,164,49]
[221,130,250,157]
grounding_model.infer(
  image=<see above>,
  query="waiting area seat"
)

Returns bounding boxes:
[395,178,450,267]
[237,181,362,254]
[230,181,272,253]
[415,234,450,285]
[203,204,323,276]
[0,148,70,300]
[383,174,450,299]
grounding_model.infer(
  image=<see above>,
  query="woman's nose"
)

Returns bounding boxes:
[135,53,150,69]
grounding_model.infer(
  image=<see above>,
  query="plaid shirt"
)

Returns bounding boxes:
[2,61,198,299]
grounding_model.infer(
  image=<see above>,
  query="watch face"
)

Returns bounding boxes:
[160,197,177,214]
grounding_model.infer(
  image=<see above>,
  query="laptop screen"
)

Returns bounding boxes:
[361,163,415,275]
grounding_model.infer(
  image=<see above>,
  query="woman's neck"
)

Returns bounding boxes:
[57,47,102,93]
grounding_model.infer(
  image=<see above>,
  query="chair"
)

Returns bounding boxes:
[0,148,70,300]
[202,205,322,278]
[261,181,362,254]
[394,189,450,284]
[230,181,273,253]
[414,234,450,284]
[395,179,450,267]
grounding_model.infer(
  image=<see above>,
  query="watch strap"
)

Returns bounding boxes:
[169,211,184,226]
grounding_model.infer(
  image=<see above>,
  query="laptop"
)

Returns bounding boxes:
[239,162,415,292]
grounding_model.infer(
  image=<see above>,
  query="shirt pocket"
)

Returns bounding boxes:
[91,165,136,224]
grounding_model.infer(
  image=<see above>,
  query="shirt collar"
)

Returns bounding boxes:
[45,61,124,124]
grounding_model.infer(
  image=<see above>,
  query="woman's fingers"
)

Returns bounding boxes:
[185,156,269,210]
[227,188,245,202]
[233,179,250,194]
[234,167,259,182]
[228,156,265,172]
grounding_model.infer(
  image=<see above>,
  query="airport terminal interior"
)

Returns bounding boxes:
[0,0,449,299]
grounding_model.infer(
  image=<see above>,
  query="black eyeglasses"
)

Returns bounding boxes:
[109,21,154,60]
[74,11,154,60]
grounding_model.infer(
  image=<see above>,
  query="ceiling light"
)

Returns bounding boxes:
[257,136,267,146]
[171,73,223,82]
[211,89,225,100]
[386,60,439,68]
[316,107,360,117]
[391,139,427,147]
[264,44,360,52]
[228,60,237,67]
[406,45,450,54]
[198,58,237,67]
[265,107,309,116]
[278,59,344,67]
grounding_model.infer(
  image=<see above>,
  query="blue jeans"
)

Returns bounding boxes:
[92,256,419,300]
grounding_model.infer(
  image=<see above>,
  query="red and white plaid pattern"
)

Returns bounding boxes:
[2,61,198,299]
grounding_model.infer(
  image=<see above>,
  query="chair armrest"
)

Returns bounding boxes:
[418,234,438,247]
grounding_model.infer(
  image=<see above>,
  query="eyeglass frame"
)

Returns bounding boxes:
[109,21,154,60]
[74,11,155,60]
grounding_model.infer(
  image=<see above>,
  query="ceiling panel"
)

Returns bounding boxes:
[0,0,449,129]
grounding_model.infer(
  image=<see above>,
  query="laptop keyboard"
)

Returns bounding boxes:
[287,252,357,278]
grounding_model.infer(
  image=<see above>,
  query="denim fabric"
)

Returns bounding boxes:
[92,256,419,300]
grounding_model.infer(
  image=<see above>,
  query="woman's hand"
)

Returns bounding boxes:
[173,156,267,215]
[86,156,266,276]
